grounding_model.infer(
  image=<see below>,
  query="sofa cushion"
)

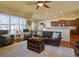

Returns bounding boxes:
[42,31,53,38]
[52,32,60,39]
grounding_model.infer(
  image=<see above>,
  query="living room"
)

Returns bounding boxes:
[0,1,79,57]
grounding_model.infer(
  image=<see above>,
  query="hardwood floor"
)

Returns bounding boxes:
[60,40,75,48]
[60,35,79,48]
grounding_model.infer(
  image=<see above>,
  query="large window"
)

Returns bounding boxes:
[0,13,27,34]
[0,14,9,24]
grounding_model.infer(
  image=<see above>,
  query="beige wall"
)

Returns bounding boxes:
[34,19,51,28]
[26,16,32,31]
[33,17,77,28]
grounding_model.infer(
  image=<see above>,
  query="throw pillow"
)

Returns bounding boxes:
[52,32,60,39]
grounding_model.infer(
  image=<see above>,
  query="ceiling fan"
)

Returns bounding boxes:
[26,1,50,10]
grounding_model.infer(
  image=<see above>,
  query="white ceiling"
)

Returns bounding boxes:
[0,1,35,18]
[0,1,79,20]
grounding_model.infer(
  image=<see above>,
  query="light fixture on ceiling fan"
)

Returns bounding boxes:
[26,1,51,10]
[36,1,50,10]
[37,2,44,7]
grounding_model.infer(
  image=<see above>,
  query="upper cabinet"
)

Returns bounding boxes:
[51,19,78,27]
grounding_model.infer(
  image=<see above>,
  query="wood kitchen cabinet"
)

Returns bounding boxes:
[51,19,77,26]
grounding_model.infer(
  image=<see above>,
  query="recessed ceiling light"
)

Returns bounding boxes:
[59,11,63,14]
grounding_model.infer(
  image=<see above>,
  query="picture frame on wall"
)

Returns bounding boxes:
[28,20,32,25]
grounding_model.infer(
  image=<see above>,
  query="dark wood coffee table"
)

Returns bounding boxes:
[27,37,45,53]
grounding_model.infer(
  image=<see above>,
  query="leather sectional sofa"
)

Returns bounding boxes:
[42,31,62,47]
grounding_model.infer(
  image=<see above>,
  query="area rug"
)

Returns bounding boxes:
[0,41,75,57]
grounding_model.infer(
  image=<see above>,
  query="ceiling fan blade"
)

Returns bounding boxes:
[44,1,51,3]
[36,6,39,10]
[44,4,49,8]
[37,1,43,3]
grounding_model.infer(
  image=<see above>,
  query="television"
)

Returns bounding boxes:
[23,29,29,32]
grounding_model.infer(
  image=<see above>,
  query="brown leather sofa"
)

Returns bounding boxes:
[42,31,62,47]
